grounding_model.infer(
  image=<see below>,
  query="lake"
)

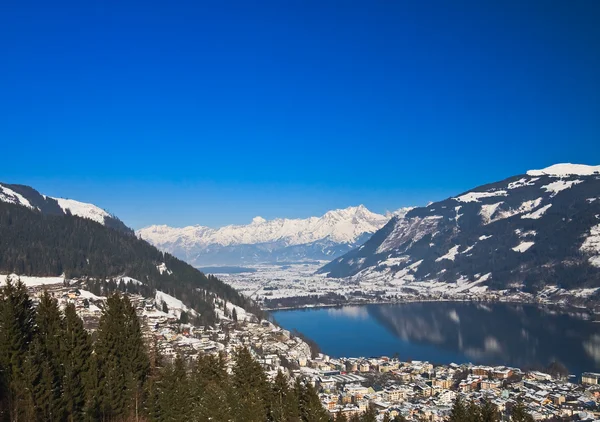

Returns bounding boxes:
[272,302,600,376]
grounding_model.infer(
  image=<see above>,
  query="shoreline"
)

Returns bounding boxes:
[266,297,599,319]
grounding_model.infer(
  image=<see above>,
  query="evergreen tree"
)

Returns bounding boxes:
[231,347,270,422]
[511,400,534,422]
[480,399,499,422]
[95,293,149,420]
[361,404,377,422]
[295,378,330,422]
[336,411,348,422]
[62,303,92,422]
[0,277,35,421]
[466,399,482,422]
[191,353,231,422]
[449,395,468,422]
[31,291,65,421]
[271,370,300,422]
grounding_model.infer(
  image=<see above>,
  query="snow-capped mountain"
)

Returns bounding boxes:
[138,205,411,266]
[0,182,131,233]
[319,164,600,293]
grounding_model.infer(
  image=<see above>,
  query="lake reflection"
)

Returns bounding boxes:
[273,302,600,375]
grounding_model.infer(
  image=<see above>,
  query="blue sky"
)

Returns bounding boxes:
[1,0,599,229]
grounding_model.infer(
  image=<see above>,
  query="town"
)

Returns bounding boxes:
[13,274,600,422]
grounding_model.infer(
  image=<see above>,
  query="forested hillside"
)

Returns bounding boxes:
[320,164,600,293]
[0,200,262,325]
[0,280,332,422]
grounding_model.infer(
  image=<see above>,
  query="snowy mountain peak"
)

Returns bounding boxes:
[251,216,267,225]
[137,205,404,266]
[526,163,600,177]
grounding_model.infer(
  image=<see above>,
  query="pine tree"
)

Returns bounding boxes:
[466,399,482,422]
[449,395,468,422]
[31,291,65,421]
[62,303,92,422]
[362,404,377,422]
[231,347,270,422]
[122,295,150,419]
[191,353,231,421]
[336,412,348,422]
[0,277,35,420]
[271,370,299,422]
[480,399,499,422]
[511,400,534,422]
[95,293,149,420]
[155,355,191,422]
[295,378,330,422]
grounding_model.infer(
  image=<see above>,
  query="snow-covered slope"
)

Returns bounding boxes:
[51,197,113,225]
[319,164,600,292]
[138,205,411,266]
[0,182,131,233]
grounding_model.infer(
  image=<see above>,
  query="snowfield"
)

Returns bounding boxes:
[52,197,112,225]
[527,163,600,177]
[0,186,33,208]
[0,274,64,286]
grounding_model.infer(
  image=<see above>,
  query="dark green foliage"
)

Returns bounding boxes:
[0,277,35,420]
[0,200,265,326]
[231,347,270,422]
[95,293,150,420]
[62,303,92,422]
[480,399,499,422]
[510,400,534,422]
[361,405,377,422]
[449,395,468,422]
[295,378,330,422]
[0,278,333,422]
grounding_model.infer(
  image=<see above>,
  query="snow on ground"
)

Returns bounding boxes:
[479,202,503,224]
[492,198,543,222]
[0,186,34,208]
[156,263,172,275]
[215,301,254,322]
[155,290,197,318]
[378,256,409,267]
[0,274,64,286]
[453,190,507,203]
[522,204,552,219]
[52,197,110,225]
[512,241,534,253]
[507,177,539,189]
[78,289,105,301]
[461,244,476,254]
[527,163,600,177]
[580,223,600,267]
[117,276,142,285]
[435,245,460,262]
[541,180,582,196]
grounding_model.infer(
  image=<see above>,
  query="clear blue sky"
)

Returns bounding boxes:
[1,0,599,229]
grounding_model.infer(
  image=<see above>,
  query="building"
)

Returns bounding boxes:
[582,372,600,385]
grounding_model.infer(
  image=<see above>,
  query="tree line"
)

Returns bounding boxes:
[0,278,540,422]
[0,201,265,326]
[0,278,330,422]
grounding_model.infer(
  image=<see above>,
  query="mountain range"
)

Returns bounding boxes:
[137,206,413,266]
[319,163,600,293]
